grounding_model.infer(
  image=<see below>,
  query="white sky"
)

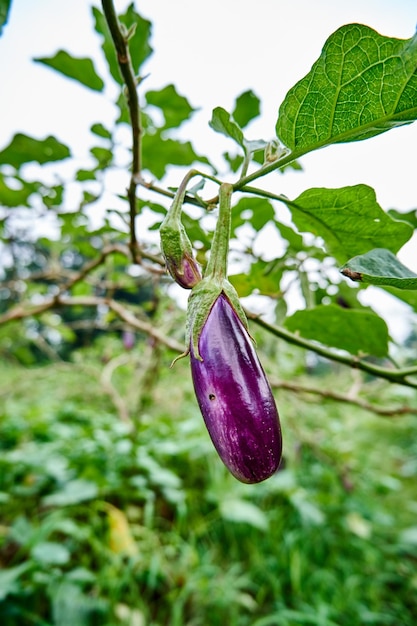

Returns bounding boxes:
[1,0,416,338]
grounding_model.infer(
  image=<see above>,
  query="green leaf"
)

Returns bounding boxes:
[383,286,417,313]
[209,107,244,147]
[232,90,261,128]
[286,185,412,263]
[0,172,38,207]
[145,84,195,129]
[34,50,104,92]
[76,168,97,182]
[93,4,152,85]
[91,123,112,139]
[31,541,71,565]
[93,6,122,84]
[0,562,33,602]
[142,133,210,179]
[0,0,11,36]
[219,499,269,531]
[230,259,284,298]
[277,24,417,153]
[285,304,389,357]
[0,134,70,168]
[42,479,98,507]
[388,208,417,229]
[341,248,417,289]
[120,3,153,75]
[90,146,113,168]
[232,197,275,233]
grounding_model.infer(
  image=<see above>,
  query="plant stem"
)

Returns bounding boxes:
[246,310,417,389]
[101,0,142,261]
[168,169,198,219]
[204,183,234,281]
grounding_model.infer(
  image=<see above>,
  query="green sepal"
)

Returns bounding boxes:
[160,217,196,270]
[186,277,248,361]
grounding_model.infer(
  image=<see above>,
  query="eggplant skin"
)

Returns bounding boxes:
[190,294,282,483]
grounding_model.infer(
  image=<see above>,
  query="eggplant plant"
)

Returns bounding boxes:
[171,182,282,483]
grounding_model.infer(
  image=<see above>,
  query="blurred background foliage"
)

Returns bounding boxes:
[1,1,417,625]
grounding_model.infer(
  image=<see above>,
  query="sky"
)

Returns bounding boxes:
[0,0,416,337]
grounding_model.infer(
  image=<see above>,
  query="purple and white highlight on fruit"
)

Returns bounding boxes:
[190,293,282,484]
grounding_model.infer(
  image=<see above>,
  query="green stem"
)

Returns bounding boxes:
[101,0,142,260]
[246,310,417,390]
[168,169,198,220]
[204,183,234,281]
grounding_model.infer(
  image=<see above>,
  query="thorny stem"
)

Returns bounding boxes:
[101,0,142,261]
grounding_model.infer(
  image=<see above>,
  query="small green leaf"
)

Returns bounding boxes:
[91,123,112,139]
[286,185,412,263]
[277,24,417,153]
[0,0,12,36]
[145,84,195,129]
[76,169,97,182]
[233,89,261,128]
[341,248,417,289]
[0,134,70,168]
[120,3,153,74]
[34,50,104,92]
[90,146,113,168]
[209,107,244,147]
[285,304,389,357]
[92,5,152,85]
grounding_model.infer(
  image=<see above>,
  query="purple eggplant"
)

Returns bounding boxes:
[159,170,202,290]
[160,221,202,289]
[190,293,282,484]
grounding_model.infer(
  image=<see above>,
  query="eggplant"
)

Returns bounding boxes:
[190,293,282,484]
[163,237,202,289]
[160,170,202,289]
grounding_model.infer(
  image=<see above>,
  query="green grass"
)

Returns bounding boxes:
[0,343,416,626]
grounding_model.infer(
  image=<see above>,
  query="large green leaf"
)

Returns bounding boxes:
[341,248,417,289]
[277,24,417,153]
[0,0,11,36]
[285,185,412,263]
[0,173,38,207]
[34,50,104,92]
[285,304,389,357]
[145,84,195,129]
[0,134,70,168]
